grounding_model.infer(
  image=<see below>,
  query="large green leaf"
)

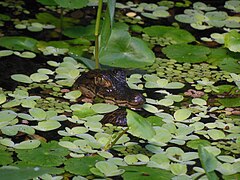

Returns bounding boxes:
[143,25,195,44]
[126,110,155,140]
[63,25,95,40]
[162,44,210,63]
[224,30,240,52]
[198,145,219,180]
[100,0,116,53]
[0,166,58,180]
[64,156,104,176]
[99,29,155,68]
[0,36,38,52]
[54,0,88,9]
[121,166,174,180]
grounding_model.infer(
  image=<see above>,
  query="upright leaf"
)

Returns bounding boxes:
[100,0,116,53]
[198,145,219,180]
[127,110,155,140]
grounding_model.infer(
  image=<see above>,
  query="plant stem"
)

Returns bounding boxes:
[95,0,103,69]
[104,127,129,151]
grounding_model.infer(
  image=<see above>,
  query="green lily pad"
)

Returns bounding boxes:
[143,26,195,44]
[99,29,155,68]
[63,25,95,40]
[218,57,240,73]
[0,110,17,123]
[63,90,82,100]
[207,129,225,140]
[14,140,41,149]
[122,166,174,180]
[1,125,35,136]
[174,109,192,121]
[33,120,61,131]
[11,74,33,84]
[170,163,187,175]
[127,109,155,140]
[29,108,46,120]
[0,36,38,52]
[0,94,6,104]
[0,166,59,180]
[64,156,104,176]
[0,50,13,57]
[16,141,69,166]
[218,97,240,107]
[94,161,125,177]
[14,51,36,58]
[54,0,88,9]
[0,150,13,165]
[192,98,207,106]
[224,30,240,52]
[91,103,118,114]
[30,73,49,82]
[162,44,211,63]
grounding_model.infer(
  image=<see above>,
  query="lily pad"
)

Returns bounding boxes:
[54,0,88,9]
[143,26,195,44]
[122,166,174,180]
[127,109,155,140]
[11,74,33,84]
[94,161,125,177]
[162,44,211,63]
[30,73,49,82]
[91,103,118,114]
[174,109,192,121]
[224,30,240,52]
[0,36,38,52]
[0,50,13,57]
[16,141,69,166]
[64,156,104,176]
[14,140,41,149]
[99,29,155,68]
[33,120,61,131]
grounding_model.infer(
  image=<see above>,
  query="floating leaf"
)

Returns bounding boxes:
[0,150,13,165]
[94,161,125,177]
[162,44,210,63]
[30,73,49,82]
[127,109,155,140]
[64,156,104,176]
[0,36,38,52]
[0,94,6,104]
[122,166,174,180]
[1,125,35,136]
[29,108,46,120]
[33,120,61,131]
[224,30,240,52]
[63,90,82,100]
[192,98,207,106]
[16,141,69,166]
[91,103,118,114]
[14,140,41,149]
[0,166,58,180]
[54,0,88,9]
[11,74,33,84]
[170,163,187,175]
[143,25,195,44]
[174,109,192,121]
[0,50,13,57]
[207,129,225,140]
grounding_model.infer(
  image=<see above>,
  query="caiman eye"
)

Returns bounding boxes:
[95,76,112,87]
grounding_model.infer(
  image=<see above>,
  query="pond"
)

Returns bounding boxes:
[0,0,240,179]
